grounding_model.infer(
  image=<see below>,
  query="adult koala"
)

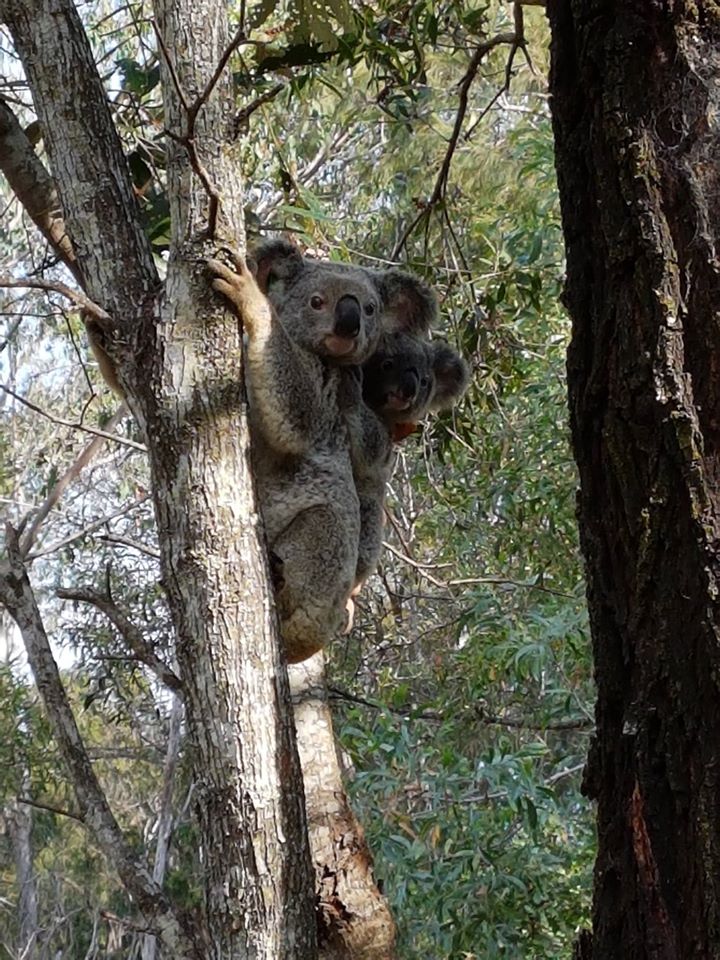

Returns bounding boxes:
[208,240,427,661]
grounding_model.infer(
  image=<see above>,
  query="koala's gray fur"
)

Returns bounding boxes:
[349,329,471,588]
[207,241,385,662]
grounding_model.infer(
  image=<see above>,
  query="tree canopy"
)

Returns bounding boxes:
[0,2,595,957]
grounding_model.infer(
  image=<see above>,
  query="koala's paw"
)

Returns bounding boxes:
[207,252,270,337]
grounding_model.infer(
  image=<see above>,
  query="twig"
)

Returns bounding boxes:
[17,795,83,823]
[0,316,23,354]
[189,25,246,126]
[475,708,593,731]
[391,31,516,259]
[447,575,576,600]
[154,18,247,238]
[0,276,108,323]
[56,588,183,693]
[0,383,145,451]
[233,81,287,135]
[151,22,188,112]
[381,540,448,588]
[20,404,129,557]
[26,497,150,561]
[98,533,161,559]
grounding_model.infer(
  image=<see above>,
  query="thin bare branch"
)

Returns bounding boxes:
[0,276,109,323]
[151,20,189,111]
[189,24,245,124]
[26,497,150,562]
[98,533,161,559]
[56,588,183,693]
[391,30,519,259]
[0,384,145,451]
[233,81,287,135]
[17,795,83,823]
[19,405,129,557]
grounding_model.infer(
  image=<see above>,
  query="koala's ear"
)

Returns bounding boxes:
[375,270,438,335]
[429,343,471,410]
[251,240,305,294]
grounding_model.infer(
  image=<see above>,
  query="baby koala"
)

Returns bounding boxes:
[349,330,470,593]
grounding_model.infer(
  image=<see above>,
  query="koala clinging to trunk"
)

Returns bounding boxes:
[208,241,382,662]
[210,241,440,661]
[349,328,470,591]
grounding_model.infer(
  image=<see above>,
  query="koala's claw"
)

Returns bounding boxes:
[207,256,270,336]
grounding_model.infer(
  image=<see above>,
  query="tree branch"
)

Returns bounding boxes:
[0,525,201,957]
[0,383,145,451]
[0,276,109,323]
[56,587,183,693]
[19,404,129,557]
[17,795,83,823]
[153,19,247,238]
[391,26,527,259]
[0,96,81,284]
[1,0,158,317]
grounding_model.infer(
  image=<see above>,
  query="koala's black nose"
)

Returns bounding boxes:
[400,371,419,400]
[334,295,361,338]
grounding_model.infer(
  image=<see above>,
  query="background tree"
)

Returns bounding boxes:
[548,2,720,957]
[1,2,596,958]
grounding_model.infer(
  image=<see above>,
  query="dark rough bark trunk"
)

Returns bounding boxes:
[548,2,720,958]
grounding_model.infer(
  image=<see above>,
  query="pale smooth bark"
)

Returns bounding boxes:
[143,696,184,960]
[8,779,38,960]
[290,654,396,959]
[141,0,316,953]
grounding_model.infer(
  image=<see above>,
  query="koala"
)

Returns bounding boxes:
[207,241,388,662]
[349,329,471,590]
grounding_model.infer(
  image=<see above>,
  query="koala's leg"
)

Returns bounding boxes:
[272,505,356,663]
[355,491,386,587]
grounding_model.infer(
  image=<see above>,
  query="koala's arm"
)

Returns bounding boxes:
[340,370,393,585]
[208,255,323,456]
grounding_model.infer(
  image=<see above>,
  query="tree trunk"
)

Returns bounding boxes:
[1,0,316,954]
[548,3,720,957]
[290,655,396,959]
[8,784,38,959]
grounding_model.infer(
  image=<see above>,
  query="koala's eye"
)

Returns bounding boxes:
[310,294,324,310]
[420,377,430,387]
[364,302,376,316]
[381,358,394,372]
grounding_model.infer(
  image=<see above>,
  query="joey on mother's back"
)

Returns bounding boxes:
[350,326,471,590]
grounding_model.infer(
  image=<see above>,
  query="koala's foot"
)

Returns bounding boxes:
[281,609,330,664]
[344,596,355,635]
[207,252,271,337]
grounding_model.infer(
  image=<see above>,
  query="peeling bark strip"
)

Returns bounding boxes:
[0,97,80,284]
[548,3,720,957]
[0,529,203,958]
[290,654,396,960]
